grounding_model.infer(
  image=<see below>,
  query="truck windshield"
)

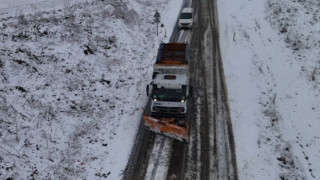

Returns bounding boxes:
[152,86,187,102]
[180,13,192,19]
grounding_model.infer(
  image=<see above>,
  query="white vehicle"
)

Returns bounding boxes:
[178,8,194,30]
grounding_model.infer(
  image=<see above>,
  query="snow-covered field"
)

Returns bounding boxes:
[1,0,319,179]
[0,0,181,179]
[219,0,320,179]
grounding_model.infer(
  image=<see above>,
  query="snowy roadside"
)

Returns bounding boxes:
[0,0,181,179]
[218,0,320,179]
[0,0,88,18]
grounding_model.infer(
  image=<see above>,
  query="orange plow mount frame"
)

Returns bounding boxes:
[143,114,189,142]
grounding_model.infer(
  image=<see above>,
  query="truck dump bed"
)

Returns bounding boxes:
[154,43,189,75]
[156,43,188,65]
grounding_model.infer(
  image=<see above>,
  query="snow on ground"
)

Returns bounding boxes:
[0,0,89,18]
[218,0,320,179]
[1,0,319,179]
[0,0,181,179]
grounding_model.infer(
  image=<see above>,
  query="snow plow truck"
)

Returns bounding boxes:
[143,42,192,142]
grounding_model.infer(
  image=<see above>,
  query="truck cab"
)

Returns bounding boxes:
[150,74,189,121]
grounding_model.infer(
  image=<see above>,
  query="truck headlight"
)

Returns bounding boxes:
[181,99,185,103]
[153,99,157,102]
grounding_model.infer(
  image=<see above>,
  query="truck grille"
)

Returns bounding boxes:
[151,106,185,119]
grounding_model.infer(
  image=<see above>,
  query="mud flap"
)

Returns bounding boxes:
[143,114,189,142]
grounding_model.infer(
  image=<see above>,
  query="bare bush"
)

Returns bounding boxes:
[17,14,28,25]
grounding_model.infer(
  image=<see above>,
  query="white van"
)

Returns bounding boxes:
[178,8,194,30]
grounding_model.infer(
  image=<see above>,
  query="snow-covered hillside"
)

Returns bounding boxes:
[219,0,320,179]
[0,0,181,179]
[1,0,319,179]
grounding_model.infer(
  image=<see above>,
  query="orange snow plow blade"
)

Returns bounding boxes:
[143,114,189,142]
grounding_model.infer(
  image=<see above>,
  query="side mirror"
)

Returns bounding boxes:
[146,81,154,97]
[146,85,149,96]
[152,72,159,79]
[189,86,193,98]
